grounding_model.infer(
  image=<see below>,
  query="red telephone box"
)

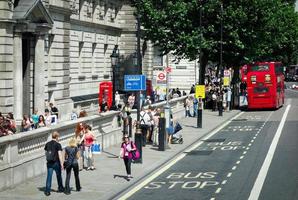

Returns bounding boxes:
[146,79,153,97]
[99,81,113,110]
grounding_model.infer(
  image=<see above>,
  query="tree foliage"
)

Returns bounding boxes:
[133,0,298,83]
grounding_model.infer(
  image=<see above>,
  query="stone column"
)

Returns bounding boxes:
[34,34,45,113]
[13,32,23,126]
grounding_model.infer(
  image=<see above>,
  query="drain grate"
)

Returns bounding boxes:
[203,138,226,143]
[232,118,248,122]
[185,150,213,156]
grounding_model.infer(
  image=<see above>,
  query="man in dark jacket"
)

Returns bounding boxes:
[44,131,64,196]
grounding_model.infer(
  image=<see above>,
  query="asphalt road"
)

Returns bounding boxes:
[120,87,298,200]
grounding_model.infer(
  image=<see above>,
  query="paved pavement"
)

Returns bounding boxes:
[0,109,240,200]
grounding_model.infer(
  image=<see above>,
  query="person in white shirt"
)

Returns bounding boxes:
[139,107,151,146]
[115,91,121,108]
[44,109,52,126]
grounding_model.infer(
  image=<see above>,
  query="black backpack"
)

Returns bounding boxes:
[45,143,56,162]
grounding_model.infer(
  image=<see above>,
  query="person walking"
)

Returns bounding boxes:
[44,131,64,196]
[82,124,96,170]
[64,138,81,195]
[120,135,136,180]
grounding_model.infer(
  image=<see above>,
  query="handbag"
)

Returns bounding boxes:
[174,122,183,134]
[131,149,140,161]
[131,142,140,161]
[91,143,101,154]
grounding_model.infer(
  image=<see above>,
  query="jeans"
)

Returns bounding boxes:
[185,109,191,117]
[78,146,84,170]
[123,157,132,175]
[84,146,94,168]
[45,162,64,193]
[193,104,198,117]
[65,162,81,192]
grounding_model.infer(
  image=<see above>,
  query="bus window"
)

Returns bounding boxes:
[250,64,269,71]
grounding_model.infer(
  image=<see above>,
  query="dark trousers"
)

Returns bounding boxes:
[45,162,64,193]
[212,100,217,111]
[141,125,148,147]
[123,157,132,175]
[65,163,81,192]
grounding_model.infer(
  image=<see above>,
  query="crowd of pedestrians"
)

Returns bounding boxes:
[0,102,91,137]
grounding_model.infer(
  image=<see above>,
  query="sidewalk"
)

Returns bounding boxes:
[0,109,240,200]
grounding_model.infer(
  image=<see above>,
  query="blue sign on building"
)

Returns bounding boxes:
[124,75,146,91]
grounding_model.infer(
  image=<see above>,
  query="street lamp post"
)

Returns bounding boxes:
[218,2,224,117]
[133,13,143,163]
[110,45,119,110]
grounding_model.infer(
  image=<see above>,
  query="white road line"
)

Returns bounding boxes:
[232,166,237,170]
[227,173,232,177]
[248,105,291,200]
[215,188,222,194]
[221,180,227,185]
[117,112,244,200]
[236,161,241,164]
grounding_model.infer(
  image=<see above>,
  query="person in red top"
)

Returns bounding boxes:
[81,124,96,170]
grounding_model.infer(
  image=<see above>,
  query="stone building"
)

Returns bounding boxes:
[0,0,197,123]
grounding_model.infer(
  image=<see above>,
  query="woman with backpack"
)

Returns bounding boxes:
[64,137,81,195]
[120,134,136,180]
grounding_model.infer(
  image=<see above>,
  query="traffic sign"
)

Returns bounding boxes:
[165,66,172,73]
[195,85,205,99]
[156,72,167,84]
[124,75,146,91]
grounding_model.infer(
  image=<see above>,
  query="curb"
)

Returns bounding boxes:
[108,110,242,200]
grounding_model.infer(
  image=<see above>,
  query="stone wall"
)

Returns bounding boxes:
[0,96,187,191]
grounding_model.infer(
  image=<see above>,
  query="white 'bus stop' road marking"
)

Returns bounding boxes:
[117,112,244,200]
[248,105,291,200]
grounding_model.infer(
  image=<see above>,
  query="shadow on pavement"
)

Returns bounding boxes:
[103,151,119,158]
[113,175,130,181]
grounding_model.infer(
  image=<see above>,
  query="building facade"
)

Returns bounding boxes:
[0,0,197,122]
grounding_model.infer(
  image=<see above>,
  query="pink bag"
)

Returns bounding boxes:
[131,149,140,160]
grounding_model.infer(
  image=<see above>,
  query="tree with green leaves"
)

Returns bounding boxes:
[132,0,298,84]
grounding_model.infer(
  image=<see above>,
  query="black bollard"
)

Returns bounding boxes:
[158,117,166,151]
[197,99,203,128]
[218,101,223,116]
[134,123,143,163]
[197,109,202,128]
[128,116,132,138]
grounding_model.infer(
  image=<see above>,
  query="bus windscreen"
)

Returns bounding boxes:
[250,65,269,72]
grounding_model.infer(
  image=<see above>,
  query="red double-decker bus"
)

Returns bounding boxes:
[241,61,285,109]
